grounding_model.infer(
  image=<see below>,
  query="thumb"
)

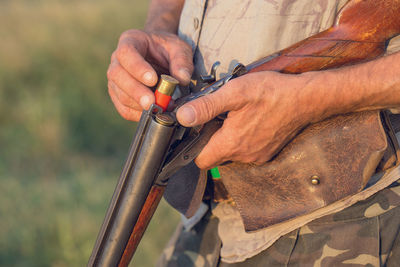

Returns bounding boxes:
[176,86,242,127]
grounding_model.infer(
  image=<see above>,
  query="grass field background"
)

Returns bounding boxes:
[0,0,180,266]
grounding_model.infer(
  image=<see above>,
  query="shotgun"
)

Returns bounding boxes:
[88,0,400,266]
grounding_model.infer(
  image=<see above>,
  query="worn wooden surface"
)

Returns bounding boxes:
[248,0,400,74]
[118,185,165,267]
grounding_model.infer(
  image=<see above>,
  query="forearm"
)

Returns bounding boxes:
[144,0,185,33]
[303,52,400,123]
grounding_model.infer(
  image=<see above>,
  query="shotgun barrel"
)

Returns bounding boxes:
[88,107,177,266]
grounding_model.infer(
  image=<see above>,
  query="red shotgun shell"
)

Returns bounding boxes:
[155,74,179,111]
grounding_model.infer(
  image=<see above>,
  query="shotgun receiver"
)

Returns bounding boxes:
[89,0,400,266]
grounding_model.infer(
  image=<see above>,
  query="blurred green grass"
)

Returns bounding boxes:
[0,0,180,266]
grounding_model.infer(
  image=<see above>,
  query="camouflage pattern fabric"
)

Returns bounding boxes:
[156,211,221,267]
[158,180,400,267]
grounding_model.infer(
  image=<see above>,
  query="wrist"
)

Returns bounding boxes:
[297,70,342,124]
[306,66,374,120]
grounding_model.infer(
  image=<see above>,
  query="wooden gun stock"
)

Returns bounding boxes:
[248,0,400,74]
[89,0,400,266]
[118,185,164,267]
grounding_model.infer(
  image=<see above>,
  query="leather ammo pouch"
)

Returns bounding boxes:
[216,110,400,232]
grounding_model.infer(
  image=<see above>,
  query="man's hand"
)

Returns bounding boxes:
[175,50,400,170]
[107,30,193,121]
[176,71,322,169]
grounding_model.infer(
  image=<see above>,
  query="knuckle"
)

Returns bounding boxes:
[195,160,207,170]
[195,156,213,170]
[119,29,140,41]
[107,65,117,80]
[106,67,112,80]
[119,30,131,40]
[116,43,131,60]
[198,96,218,121]
[111,51,117,61]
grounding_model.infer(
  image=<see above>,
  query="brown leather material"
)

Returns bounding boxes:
[377,136,397,171]
[377,111,400,171]
[164,120,223,218]
[164,161,203,217]
[218,111,388,232]
[389,113,400,133]
[185,169,209,217]
[212,178,234,204]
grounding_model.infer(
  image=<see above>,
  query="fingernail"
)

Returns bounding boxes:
[143,71,155,84]
[179,68,191,81]
[140,95,151,109]
[179,105,196,125]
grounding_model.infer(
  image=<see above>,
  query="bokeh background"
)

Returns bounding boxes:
[0,0,180,266]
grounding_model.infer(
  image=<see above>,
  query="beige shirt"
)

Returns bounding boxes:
[178,0,400,263]
[179,0,348,78]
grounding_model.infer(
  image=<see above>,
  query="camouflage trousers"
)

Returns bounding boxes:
[157,180,400,267]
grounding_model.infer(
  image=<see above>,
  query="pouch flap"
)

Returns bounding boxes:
[219,111,388,232]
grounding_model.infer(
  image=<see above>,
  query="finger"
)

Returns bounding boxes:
[108,81,142,111]
[108,86,142,121]
[168,42,194,85]
[194,128,234,169]
[176,81,244,127]
[116,37,158,87]
[107,60,155,110]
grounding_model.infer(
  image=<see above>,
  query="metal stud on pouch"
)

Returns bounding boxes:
[311,175,320,185]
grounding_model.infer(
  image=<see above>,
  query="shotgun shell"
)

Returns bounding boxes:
[155,74,179,111]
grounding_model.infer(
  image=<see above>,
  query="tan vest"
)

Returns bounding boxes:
[178,0,400,263]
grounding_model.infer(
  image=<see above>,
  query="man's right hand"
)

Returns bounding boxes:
[107,29,193,121]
